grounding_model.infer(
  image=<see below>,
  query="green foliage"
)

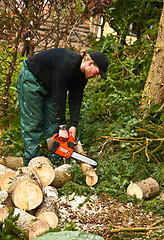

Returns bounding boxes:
[107,0,162,43]
[0,208,28,240]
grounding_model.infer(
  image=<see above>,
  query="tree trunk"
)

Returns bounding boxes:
[0,164,15,191]
[141,4,164,108]
[28,156,55,186]
[127,177,159,199]
[9,167,43,210]
[51,164,72,188]
[0,204,50,240]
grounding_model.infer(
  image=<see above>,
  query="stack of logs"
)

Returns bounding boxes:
[0,142,98,240]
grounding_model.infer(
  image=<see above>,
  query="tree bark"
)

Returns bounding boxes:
[0,157,24,170]
[28,156,55,186]
[43,186,59,208]
[51,164,72,188]
[127,177,159,199]
[141,4,164,108]
[0,190,14,207]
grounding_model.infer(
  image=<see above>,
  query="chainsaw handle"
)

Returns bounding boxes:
[51,133,75,144]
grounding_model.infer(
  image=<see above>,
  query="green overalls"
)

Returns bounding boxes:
[17,60,59,165]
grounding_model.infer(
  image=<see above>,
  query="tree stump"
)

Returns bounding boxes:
[51,164,72,188]
[0,204,50,240]
[28,156,55,186]
[0,164,15,191]
[127,177,160,200]
[9,167,43,210]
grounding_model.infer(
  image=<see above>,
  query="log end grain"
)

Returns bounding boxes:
[13,180,43,210]
[0,171,15,191]
[0,204,9,221]
[86,173,98,187]
[127,183,143,199]
[32,164,55,186]
[36,211,59,229]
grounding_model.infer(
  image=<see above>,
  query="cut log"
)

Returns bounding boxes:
[0,156,24,170]
[80,163,98,187]
[0,164,15,191]
[51,164,72,188]
[43,186,59,209]
[9,167,43,210]
[35,194,59,228]
[74,141,98,187]
[0,190,14,207]
[28,156,55,186]
[0,204,9,221]
[0,204,50,240]
[127,177,160,200]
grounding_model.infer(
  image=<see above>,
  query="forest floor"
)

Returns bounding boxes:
[58,193,164,240]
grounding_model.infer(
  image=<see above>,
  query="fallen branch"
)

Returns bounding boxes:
[110,218,164,233]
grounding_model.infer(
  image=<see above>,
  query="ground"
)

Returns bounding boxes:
[58,193,164,240]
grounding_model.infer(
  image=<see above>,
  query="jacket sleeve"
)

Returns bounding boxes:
[68,79,87,127]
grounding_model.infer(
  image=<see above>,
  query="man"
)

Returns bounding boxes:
[17,48,109,166]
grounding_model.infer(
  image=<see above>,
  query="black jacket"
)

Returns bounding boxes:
[26,48,87,127]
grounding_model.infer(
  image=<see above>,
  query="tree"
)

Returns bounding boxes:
[141,2,164,109]
[0,0,91,119]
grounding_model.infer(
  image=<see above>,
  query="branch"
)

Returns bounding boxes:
[110,226,164,233]
[111,219,164,233]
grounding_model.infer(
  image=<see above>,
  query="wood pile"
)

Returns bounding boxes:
[0,142,98,239]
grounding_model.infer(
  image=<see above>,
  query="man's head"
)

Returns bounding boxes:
[89,51,109,80]
[81,51,109,80]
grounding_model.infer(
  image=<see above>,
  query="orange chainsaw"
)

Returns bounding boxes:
[47,133,97,166]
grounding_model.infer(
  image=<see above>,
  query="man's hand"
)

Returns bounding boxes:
[69,126,76,138]
[59,129,68,139]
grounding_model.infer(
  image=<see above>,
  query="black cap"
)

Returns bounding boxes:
[89,51,109,80]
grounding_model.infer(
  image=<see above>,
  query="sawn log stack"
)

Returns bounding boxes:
[0,142,98,239]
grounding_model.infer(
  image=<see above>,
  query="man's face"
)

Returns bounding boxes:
[84,62,100,79]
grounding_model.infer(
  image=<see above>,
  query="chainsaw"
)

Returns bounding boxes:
[46,133,97,166]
